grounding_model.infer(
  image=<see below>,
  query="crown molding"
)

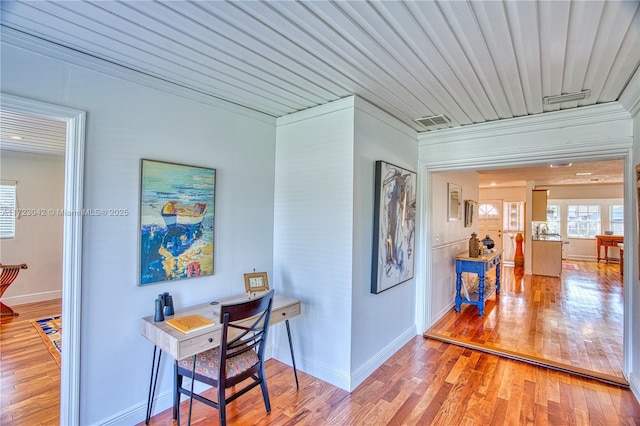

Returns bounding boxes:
[619,65,640,118]
[276,96,355,127]
[1,26,276,126]
[0,149,65,161]
[277,95,418,140]
[353,96,418,140]
[417,102,630,146]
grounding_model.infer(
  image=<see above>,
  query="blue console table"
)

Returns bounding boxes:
[455,250,502,316]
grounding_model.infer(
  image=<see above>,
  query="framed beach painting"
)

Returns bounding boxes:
[139,159,216,286]
[371,160,417,294]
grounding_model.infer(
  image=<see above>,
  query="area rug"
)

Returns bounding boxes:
[31,315,61,368]
[562,263,579,270]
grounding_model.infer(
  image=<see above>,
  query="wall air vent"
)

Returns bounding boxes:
[415,114,450,128]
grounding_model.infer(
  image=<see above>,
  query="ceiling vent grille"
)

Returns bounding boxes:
[543,90,590,105]
[415,114,450,128]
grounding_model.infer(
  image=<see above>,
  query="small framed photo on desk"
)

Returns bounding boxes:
[244,272,269,293]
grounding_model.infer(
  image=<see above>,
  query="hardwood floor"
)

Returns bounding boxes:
[425,260,625,384]
[4,282,640,426]
[1,298,61,426]
[141,337,640,425]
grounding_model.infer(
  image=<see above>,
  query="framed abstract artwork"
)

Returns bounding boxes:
[139,159,216,286]
[371,160,417,294]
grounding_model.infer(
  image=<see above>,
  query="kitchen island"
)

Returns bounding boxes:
[531,234,563,277]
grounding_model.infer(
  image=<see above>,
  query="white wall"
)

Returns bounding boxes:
[430,171,479,322]
[0,152,64,303]
[274,99,355,389]
[546,184,623,200]
[1,41,277,424]
[273,96,418,391]
[479,186,526,202]
[351,97,417,386]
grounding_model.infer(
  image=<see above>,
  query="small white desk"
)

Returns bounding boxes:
[141,293,301,424]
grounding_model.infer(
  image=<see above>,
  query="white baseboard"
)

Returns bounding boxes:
[2,290,61,305]
[563,255,599,262]
[97,380,210,425]
[432,302,454,325]
[271,325,415,392]
[271,340,351,390]
[629,371,640,406]
[349,326,416,392]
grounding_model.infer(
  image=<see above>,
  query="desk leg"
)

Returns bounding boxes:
[187,355,196,426]
[285,319,299,390]
[145,346,162,425]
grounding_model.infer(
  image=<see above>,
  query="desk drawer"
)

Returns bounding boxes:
[271,302,301,325]
[485,254,501,271]
[177,329,221,360]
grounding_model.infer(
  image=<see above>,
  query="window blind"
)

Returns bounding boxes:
[0,180,16,238]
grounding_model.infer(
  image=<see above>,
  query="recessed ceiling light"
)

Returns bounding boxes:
[9,135,23,141]
[549,162,572,168]
[544,90,590,105]
[576,172,592,176]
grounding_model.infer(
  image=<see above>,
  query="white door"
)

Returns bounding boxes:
[478,200,503,252]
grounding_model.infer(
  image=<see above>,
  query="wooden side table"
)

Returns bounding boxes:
[618,243,624,275]
[454,250,502,316]
[595,235,623,263]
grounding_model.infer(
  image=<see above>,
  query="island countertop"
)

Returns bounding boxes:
[532,234,562,242]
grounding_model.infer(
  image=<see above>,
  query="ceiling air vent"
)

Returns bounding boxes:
[415,114,450,128]
[543,90,590,105]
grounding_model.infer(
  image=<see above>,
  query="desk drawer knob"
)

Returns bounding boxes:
[282,312,286,316]
[208,338,213,343]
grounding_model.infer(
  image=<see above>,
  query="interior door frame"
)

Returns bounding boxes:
[1,93,85,425]
[418,149,633,381]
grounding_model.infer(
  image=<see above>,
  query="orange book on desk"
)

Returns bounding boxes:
[166,314,213,333]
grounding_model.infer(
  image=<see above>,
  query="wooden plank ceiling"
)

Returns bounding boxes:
[0,0,638,187]
[1,0,638,134]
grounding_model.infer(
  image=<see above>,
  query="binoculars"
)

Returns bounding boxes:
[154,292,175,322]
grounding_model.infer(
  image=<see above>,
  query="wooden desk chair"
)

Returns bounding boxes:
[175,290,274,426]
[0,263,28,316]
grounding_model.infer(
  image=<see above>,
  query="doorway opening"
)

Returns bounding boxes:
[1,93,85,425]
[421,154,631,385]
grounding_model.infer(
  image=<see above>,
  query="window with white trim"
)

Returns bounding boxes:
[546,205,560,234]
[567,205,600,238]
[503,202,524,232]
[0,181,16,238]
[609,205,623,235]
[478,203,499,218]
